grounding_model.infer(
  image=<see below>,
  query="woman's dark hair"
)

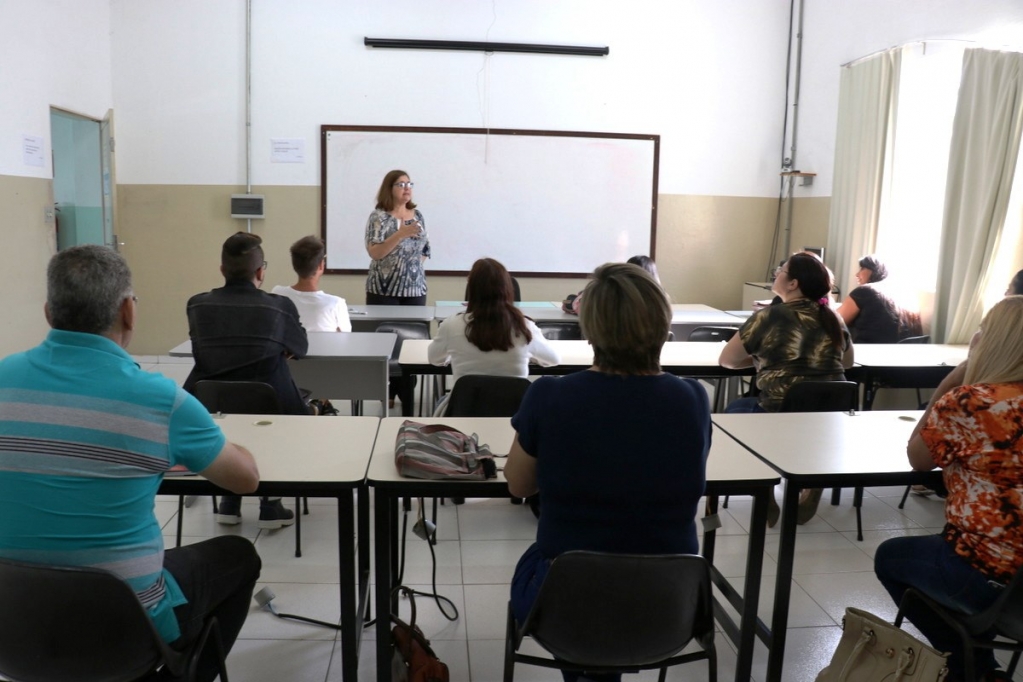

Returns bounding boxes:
[1009,269,1023,296]
[626,255,660,283]
[857,255,888,283]
[464,258,532,352]
[785,252,845,350]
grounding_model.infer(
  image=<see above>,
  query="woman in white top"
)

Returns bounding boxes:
[271,235,352,332]
[429,258,559,415]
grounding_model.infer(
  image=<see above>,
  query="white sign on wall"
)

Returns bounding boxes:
[22,135,44,167]
[270,138,305,163]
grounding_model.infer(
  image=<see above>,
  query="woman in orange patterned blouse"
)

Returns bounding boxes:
[875,296,1023,682]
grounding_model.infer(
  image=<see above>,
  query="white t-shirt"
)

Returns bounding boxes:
[427,313,560,386]
[271,285,352,332]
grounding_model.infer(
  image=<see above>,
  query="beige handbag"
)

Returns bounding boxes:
[816,607,949,682]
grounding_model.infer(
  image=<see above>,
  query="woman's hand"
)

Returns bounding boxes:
[396,221,422,240]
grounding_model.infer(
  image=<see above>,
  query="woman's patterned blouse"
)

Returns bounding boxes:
[364,208,430,297]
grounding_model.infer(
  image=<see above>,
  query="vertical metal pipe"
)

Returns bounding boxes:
[245,0,253,232]
[782,0,806,258]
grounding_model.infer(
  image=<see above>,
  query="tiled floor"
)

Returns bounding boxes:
[139,360,1021,681]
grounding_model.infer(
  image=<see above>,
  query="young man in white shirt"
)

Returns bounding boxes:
[272,235,352,332]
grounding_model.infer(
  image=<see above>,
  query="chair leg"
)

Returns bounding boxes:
[211,496,219,514]
[722,495,729,509]
[898,485,912,509]
[657,667,668,682]
[294,497,302,559]
[303,497,309,515]
[831,487,842,506]
[176,495,185,547]
[1008,650,1021,676]
[503,603,517,682]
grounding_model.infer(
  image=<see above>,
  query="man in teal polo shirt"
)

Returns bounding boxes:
[0,245,262,682]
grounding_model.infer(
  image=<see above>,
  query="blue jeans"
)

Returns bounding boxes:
[724,396,765,413]
[874,534,1005,679]
[511,544,620,682]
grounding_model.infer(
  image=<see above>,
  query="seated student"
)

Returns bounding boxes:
[875,296,1023,682]
[272,235,352,332]
[563,254,660,314]
[720,251,854,525]
[505,262,710,682]
[836,255,920,343]
[0,245,261,682]
[184,231,309,529]
[429,258,559,415]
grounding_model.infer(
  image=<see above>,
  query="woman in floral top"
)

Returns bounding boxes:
[875,296,1023,682]
[364,169,430,305]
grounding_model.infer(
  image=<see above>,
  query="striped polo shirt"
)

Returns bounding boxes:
[0,329,225,642]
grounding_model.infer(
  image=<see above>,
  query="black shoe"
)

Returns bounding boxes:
[215,495,242,525]
[258,499,296,530]
[509,497,524,505]
[450,497,465,505]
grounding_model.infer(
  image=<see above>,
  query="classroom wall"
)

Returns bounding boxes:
[3,1,1022,357]
[0,0,112,357]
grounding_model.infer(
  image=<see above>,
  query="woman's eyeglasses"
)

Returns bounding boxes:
[393,182,414,189]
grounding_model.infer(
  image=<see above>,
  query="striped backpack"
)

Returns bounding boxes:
[394,421,497,480]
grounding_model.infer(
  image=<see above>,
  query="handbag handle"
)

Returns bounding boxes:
[835,627,917,682]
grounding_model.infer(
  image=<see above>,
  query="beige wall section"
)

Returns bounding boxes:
[0,174,56,357]
[118,185,797,354]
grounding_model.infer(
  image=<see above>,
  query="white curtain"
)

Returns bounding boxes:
[826,50,900,298]
[933,49,1023,343]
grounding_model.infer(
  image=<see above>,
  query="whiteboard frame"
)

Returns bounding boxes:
[320,125,659,277]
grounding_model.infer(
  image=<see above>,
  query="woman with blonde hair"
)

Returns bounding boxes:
[505,262,710,682]
[875,296,1023,682]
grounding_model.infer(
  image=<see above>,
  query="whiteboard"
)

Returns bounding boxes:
[321,126,658,276]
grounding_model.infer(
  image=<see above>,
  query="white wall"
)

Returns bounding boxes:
[797,0,1023,196]
[0,0,113,178]
[111,0,792,197]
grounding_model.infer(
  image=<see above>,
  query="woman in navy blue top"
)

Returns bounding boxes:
[505,262,711,682]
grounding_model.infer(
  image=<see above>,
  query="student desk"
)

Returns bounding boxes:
[158,414,380,682]
[847,343,968,409]
[712,411,943,682]
[169,331,397,414]
[367,417,780,682]
[345,305,435,332]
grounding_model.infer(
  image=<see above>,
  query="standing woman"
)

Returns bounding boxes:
[365,169,431,305]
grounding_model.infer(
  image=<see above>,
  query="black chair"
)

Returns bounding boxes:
[445,375,532,418]
[465,277,521,302]
[687,326,740,412]
[375,321,431,417]
[863,334,932,410]
[536,321,583,340]
[0,557,228,682]
[190,380,307,558]
[896,564,1023,681]
[504,551,716,682]
[780,381,863,535]
[687,326,738,343]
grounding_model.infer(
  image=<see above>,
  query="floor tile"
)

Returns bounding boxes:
[456,497,538,541]
[227,638,335,682]
[459,540,534,585]
[765,529,875,575]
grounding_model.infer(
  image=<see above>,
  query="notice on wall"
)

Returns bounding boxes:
[22,135,44,167]
[270,138,305,163]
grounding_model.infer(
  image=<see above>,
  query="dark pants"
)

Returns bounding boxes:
[875,534,1004,680]
[158,536,262,682]
[365,292,427,306]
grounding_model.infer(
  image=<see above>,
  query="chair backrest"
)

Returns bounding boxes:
[521,552,714,667]
[687,326,738,343]
[446,375,532,418]
[780,380,858,413]
[375,322,431,374]
[464,277,521,302]
[966,563,1023,642]
[536,321,583,340]
[898,335,930,344]
[193,380,281,415]
[0,558,173,682]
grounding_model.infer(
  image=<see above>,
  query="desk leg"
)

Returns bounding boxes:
[735,488,770,682]
[358,486,370,621]
[766,480,802,682]
[375,492,396,681]
[337,491,359,682]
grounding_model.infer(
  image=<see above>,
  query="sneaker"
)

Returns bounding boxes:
[215,495,242,525]
[258,499,296,530]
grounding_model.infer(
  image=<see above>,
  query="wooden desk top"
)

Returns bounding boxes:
[367,417,777,487]
[212,414,379,484]
[713,411,922,480]
[169,331,396,360]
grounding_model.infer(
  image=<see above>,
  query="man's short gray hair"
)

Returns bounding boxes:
[47,245,133,334]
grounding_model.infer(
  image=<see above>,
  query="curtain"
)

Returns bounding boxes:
[933,49,1023,343]
[826,50,900,298]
